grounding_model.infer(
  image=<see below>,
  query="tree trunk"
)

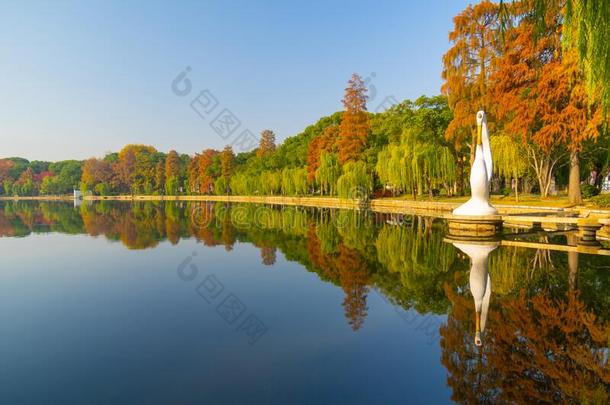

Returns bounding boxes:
[568,149,582,204]
[527,145,558,198]
[567,233,578,291]
[458,159,465,196]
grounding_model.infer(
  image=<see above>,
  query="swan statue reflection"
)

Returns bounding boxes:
[453,111,497,216]
[453,241,497,346]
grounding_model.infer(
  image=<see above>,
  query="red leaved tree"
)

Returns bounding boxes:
[338,74,369,164]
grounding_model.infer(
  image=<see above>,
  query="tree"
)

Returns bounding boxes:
[115,147,136,192]
[14,167,36,196]
[198,149,219,194]
[164,150,181,195]
[315,152,341,195]
[523,0,610,112]
[442,0,501,165]
[217,146,235,194]
[375,96,456,199]
[220,146,234,179]
[155,160,165,194]
[492,1,600,200]
[81,158,113,195]
[337,161,373,200]
[536,50,601,203]
[338,74,369,164]
[0,160,13,184]
[257,129,276,157]
[491,134,528,200]
[307,125,338,183]
[165,150,180,179]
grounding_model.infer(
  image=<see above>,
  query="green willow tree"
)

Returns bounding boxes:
[375,96,456,199]
[337,161,373,200]
[315,152,341,196]
[491,134,528,200]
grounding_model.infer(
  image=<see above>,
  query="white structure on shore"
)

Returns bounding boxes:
[453,111,498,216]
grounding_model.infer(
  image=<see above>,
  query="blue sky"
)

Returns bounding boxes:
[0,0,472,161]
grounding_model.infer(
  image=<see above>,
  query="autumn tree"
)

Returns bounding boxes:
[81,158,113,195]
[187,156,199,193]
[307,125,338,183]
[536,50,601,203]
[338,74,369,164]
[492,1,600,200]
[113,145,158,194]
[257,129,276,157]
[0,160,14,195]
[0,160,13,183]
[442,0,501,167]
[115,147,136,192]
[525,0,610,113]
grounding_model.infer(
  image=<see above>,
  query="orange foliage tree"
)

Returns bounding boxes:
[188,149,218,194]
[0,159,13,183]
[491,0,600,200]
[338,74,369,165]
[442,0,501,165]
[81,158,113,193]
[306,125,338,183]
[256,129,276,157]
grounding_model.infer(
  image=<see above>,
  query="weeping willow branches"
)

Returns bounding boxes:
[564,0,610,113]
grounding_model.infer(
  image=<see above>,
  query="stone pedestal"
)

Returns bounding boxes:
[446,214,503,240]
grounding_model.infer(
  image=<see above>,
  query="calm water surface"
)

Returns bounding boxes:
[0,201,608,404]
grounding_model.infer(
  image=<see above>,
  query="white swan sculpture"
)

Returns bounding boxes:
[453,242,497,347]
[453,111,497,216]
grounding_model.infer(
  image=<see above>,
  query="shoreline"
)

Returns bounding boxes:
[1,193,609,214]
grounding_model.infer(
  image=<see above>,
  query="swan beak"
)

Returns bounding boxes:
[476,123,482,146]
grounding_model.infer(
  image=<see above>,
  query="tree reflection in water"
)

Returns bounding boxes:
[1,200,608,401]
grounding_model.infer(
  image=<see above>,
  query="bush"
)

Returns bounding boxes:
[590,194,610,208]
[581,184,600,199]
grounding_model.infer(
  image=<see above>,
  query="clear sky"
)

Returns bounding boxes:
[1,0,472,161]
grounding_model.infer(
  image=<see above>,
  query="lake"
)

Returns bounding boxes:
[0,201,608,404]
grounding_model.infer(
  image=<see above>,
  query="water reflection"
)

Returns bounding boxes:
[451,241,497,347]
[0,200,608,402]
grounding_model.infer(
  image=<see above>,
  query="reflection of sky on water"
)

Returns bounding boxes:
[0,233,451,404]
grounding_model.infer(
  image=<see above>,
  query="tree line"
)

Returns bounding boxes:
[1,0,609,202]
